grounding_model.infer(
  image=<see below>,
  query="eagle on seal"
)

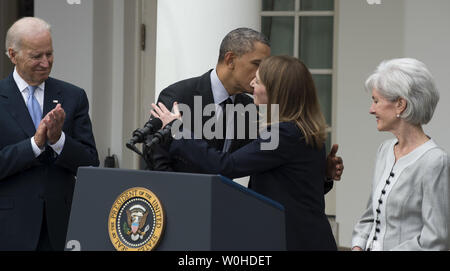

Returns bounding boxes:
[123,204,150,241]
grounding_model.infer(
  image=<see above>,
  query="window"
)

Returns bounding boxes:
[261,0,335,150]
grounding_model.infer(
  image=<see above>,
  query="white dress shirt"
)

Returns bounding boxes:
[210,68,235,116]
[13,68,65,157]
[210,69,235,152]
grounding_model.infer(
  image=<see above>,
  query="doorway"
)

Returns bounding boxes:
[136,0,158,169]
[0,0,34,78]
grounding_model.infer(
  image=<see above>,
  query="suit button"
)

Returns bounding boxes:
[382,190,386,194]
[376,228,380,233]
[378,199,383,204]
[373,236,378,241]
[390,172,395,177]
[386,180,391,185]
[376,209,381,213]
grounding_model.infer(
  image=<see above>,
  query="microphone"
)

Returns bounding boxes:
[146,121,175,148]
[130,118,163,144]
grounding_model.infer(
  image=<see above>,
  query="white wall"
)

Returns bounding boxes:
[404,0,450,153]
[35,0,137,169]
[35,0,95,102]
[335,0,450,248]
[155,0,261,99]
[335,0,405,248]
[35,0,111,162]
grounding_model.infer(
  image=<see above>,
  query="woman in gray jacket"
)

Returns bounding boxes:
[352,58,449,251]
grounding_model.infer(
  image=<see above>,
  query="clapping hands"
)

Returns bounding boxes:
[34,104,66,148]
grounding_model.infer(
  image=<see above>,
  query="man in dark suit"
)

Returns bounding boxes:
[0,17,99,251]
[149,28,343,182]
[150,28,269,171]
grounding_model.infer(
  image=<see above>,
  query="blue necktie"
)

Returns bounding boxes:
[27,86,42,130]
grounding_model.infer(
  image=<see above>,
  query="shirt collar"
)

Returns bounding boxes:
[210,69,235,105]
[13,67,45,93]
[388,138,438,170]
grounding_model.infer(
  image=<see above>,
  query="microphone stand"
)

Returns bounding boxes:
[126,120,177,171]
[126,141,144,157]
[125,135,156,171]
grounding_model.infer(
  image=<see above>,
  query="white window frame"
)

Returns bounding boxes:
[261,0,336,135]
[261,0,335,76]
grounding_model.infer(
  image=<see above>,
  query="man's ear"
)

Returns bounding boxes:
[223,51,235,70]
[8,48,18,65]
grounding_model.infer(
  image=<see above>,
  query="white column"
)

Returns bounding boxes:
[110,0,125,167]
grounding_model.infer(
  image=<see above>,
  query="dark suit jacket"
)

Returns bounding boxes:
[150,70,254,171]
[169,122,337,250]
[0,73,99,251]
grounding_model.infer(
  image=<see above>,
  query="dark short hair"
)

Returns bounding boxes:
[218,28,270,62]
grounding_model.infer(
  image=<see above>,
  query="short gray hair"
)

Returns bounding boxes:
[5,17,52,58]
[365,58,439,125]
[218,28,270,62]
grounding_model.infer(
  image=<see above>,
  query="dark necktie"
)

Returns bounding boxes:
[220,98,233,152]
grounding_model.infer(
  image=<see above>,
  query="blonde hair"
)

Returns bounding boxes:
[259,56,327,148]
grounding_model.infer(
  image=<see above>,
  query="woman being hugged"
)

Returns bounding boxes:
[152,56,337,251]
[352,58,449,251]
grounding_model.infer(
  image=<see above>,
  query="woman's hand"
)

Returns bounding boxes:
[150,102,181,128]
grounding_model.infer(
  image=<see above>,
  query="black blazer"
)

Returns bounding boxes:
[0,73,99,250]
[169,122,337,250]
[150,70,254,171]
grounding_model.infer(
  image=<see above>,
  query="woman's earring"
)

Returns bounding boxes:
[397,114,401,118]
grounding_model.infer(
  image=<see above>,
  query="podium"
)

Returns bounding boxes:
[65,167,286,251]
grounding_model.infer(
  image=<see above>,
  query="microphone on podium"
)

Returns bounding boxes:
[126,118,163,155]
[146,120,176,148]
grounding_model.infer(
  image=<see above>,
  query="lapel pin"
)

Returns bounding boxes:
[53,100,59,104]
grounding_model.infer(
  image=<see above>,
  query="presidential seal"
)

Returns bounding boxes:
[108,187,164,251]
